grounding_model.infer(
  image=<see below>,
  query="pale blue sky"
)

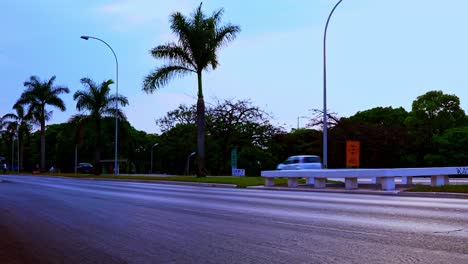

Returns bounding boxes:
[1,0,467,133]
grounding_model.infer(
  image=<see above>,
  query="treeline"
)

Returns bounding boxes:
[1,90,466,175]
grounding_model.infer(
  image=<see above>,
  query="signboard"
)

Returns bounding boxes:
[346,140,360,168]
[231,148,237,169]
[232,169,245,176]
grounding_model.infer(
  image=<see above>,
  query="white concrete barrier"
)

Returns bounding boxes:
[261,166,468,190]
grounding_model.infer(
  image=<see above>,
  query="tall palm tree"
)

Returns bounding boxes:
[14,76,70,170]
[73,77,128,174]
[143,3,240,176]
[2,105,31,171]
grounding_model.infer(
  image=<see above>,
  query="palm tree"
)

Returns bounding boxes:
[73,78,128,174]
[2,105,31,171]
[14,76,70,170]
[143,3,240,176]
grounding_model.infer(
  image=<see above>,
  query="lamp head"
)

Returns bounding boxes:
[80,36,89,40]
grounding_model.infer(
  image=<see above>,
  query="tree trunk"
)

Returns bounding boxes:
[196,71,207,177]
[94,119,101,175]
[40,119,46,171]
[19,134,23,172]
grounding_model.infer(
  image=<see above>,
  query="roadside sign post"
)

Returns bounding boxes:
[346,141,360,168]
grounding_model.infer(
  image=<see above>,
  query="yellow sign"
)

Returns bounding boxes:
[346,141,360,168]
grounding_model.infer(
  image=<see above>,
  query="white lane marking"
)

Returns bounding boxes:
[274,221,387,237]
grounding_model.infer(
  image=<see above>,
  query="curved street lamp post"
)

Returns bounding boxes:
[186,152,196,176]
[80,36,120,175]
[297,116,308,129]
[323,0,344,169]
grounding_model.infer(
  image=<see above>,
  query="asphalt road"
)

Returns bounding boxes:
[0,175,467,264]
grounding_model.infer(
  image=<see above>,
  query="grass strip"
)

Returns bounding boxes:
[406,184,468,193]
[8,173,277,188]
[8,173,343,188]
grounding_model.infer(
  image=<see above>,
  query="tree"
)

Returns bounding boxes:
[338,107,410,168]
[349,107,408,127]
[406,90,466,135]
[425,126,468,166]
[156,104,196,133]
[405,90,466,166]
[14,76,69,170]
[143,3,240,176]
[2,105,32,171]
[72,78,128,174]
[156,99,279,175]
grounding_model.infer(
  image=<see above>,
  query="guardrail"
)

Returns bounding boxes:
[261,167,468,190]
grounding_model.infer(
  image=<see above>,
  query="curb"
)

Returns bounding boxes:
[85,178,238,188]
[246,186,401,196]
[6,174,238,188]
[247,185,468,199]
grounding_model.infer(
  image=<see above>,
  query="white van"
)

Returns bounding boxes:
[276,155,322,170]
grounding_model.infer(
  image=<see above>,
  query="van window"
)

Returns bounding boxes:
[303,156,321,163]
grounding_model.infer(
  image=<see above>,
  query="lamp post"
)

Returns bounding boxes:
[17,131,19,173]
[11,136,14,172]
[150,143,159,174]
[297,116,308,129]
[323,0,343,169]
[80,35,119,175]
[186,152,196,176]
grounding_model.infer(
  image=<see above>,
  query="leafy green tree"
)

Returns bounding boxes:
[406,90,466,135]
[72,78,128,174]
[207,99,279,175]
[349,107,408,127]
[14,76,69,170]
[143,3,240,176]
[341,107,411,167]
[425,126,468,166]
[2,105,32,171]
[405,90,466,165]
[156,104,196,133]
[156,99,280,175]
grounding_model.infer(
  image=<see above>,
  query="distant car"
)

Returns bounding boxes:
[77,163,93,173]
[277,155,322,170]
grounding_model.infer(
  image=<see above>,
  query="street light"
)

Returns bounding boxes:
[323,0,343,169]
[297,116,308,129]
[150,143,159,174]
[81,35,120,175]
[186,152,196,176]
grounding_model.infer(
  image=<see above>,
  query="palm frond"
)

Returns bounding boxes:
[2,113,19,121]
[214,24,241,48]
[23,75,40,88]
[150,44,196,69]
[143,65,195,93]
[46,75,57,87]
[108,94,129,107]
[46,96,66,112]
[51,86,70,95]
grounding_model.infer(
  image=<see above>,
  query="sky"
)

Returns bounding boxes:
[1,0,468,133]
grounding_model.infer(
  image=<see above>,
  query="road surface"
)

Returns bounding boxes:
[0,175,467,263]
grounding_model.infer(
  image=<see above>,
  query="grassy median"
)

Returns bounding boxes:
[10,173,306,188]
[405,184,468,193]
